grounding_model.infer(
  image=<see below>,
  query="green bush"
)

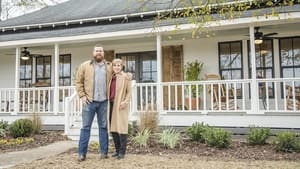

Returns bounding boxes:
[0,129,6,137]
[0,120,9,138]
[9,119,33,138]
[158,129,181,149]
[0,120,9,130]
[247,127,270,145]
[133,129,150,147]
[275,132,297,152]
[206,128,232,149]
[186,122,210,143]
[295,136,300,152]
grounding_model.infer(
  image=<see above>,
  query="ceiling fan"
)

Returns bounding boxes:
[21,47,43,60]
[254,27,278,44]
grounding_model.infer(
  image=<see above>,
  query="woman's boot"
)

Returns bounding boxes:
[111,132,120,157]
[118,134,127,159]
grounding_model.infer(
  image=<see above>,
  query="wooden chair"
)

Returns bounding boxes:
[205,74,236,110]
[286,85,300,110]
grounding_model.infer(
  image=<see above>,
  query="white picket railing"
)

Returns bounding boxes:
[0,86,76,114]
[1,78,300,132]
[133,78,300,113]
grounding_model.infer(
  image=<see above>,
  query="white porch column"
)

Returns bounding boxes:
[156,33,163,112]
[249,26,259,114]
[53,43,59,114]
[13,47,20,115]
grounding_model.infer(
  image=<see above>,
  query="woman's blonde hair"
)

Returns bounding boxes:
[112,58,124,69]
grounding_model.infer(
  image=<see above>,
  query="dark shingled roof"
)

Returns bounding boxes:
[0,0,183,27]
[0,0,299,43]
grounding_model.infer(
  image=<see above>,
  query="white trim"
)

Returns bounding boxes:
[0,12,300,48]
[53,43,59,114]
[249,26,259,114]
[13,47,20,115]
[156,33,162,112]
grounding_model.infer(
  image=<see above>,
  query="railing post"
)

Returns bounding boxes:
[129,80,137,122]
[64,97,70,135]
[249,26,260,114]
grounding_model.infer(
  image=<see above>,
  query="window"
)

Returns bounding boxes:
[59,54,71,86]
[279,37,300,80]
[218,41,243,97]
[117,51,157,83]
[248,39,274,98]
[20,58,33,88]
[218,41,243,80]
[36,55,51,84]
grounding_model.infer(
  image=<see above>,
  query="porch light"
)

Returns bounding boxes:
[21,53,30,60]
[254,37,263,44]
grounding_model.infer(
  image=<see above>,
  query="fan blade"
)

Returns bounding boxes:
[263,32,278,37]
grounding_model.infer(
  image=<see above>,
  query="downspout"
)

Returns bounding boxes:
[249,26,259,114]
[13,47,20,115]
[156,34,163,112]
[53,43,59,115]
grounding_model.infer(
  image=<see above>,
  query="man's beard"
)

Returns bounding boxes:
[94,55,103,62]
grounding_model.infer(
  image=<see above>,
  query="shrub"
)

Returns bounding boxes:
[247,127,271,145]
[138,109,159,134]
[186,122,210,143]
[31,112,42,134]
[295,137,300,152]
[0,120,9,130]
[0,120,9,138]
[0,129,6,138]
[9,119,33,138]
[158,128,181,149]
[275,132,297,152]
[89,141,99,151]
[206,128,232,148]
[133,129,151,147]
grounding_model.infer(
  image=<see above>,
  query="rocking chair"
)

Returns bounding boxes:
[205,74,236,110]
[286,85,300,110]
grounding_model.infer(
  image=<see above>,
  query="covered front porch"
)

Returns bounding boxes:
[0,13,300,135]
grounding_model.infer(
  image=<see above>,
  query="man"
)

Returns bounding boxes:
[75,44,113,161]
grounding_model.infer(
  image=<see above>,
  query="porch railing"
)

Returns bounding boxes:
[133,78,300,113]
[1,78,299,120]
[0,86,76,114]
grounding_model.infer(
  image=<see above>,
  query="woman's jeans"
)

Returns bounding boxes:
[78,100,108,156]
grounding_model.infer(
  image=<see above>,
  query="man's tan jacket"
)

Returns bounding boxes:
[75,59,113,101]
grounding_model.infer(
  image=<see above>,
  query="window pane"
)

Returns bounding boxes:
[294,38,300,66]
[280,37,300,78]
[282,68,294,78]
[219,41,243,80]
[280,39,293,66]
[230,42,242,68]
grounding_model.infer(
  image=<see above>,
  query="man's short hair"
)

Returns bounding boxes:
[94,44,103,49]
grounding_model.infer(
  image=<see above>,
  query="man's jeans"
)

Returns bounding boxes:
[78,100,108,156]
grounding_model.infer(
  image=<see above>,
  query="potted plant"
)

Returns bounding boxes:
[184,60,204,110]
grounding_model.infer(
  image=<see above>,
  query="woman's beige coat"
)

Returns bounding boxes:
[107,73,132,134]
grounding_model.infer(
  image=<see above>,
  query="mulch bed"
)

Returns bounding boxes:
[1,131,300,161]
[0,131,69,153]
[126,137,300,161]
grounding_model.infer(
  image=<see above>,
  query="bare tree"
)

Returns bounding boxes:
[1,0,67,20]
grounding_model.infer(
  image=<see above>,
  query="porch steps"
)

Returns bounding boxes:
[67,120,102,141]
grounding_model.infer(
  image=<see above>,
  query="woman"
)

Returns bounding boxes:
[108,58,132,159]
